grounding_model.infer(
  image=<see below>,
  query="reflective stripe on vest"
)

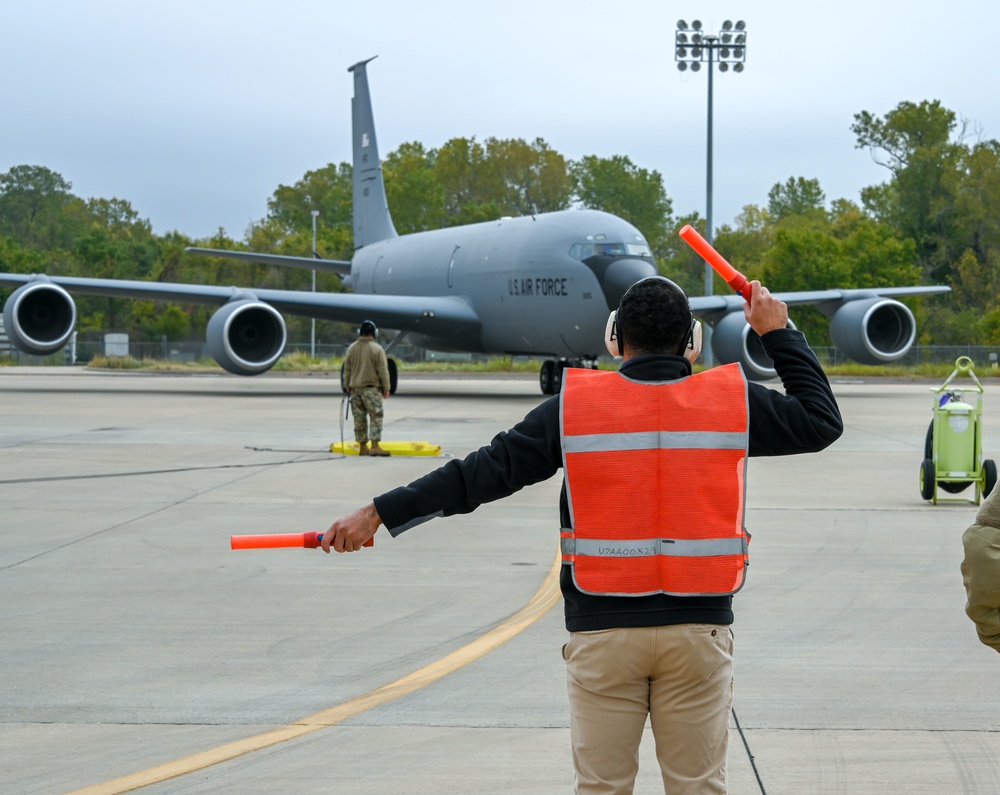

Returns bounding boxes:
[559,365,750,597]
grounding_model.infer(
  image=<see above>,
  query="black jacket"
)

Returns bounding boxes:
[374,328,843,631]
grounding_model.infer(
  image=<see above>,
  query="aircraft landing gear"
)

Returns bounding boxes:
[539,360,560,395]
[539,358,597,395]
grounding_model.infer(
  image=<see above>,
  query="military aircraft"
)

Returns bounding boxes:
[0,57,949,395]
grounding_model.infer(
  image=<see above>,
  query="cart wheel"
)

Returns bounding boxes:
[984,459,997,498]
[920,458,936,501]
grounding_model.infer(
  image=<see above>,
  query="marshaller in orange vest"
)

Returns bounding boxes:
[319,276,843,795]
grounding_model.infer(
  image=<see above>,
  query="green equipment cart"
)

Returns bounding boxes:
[920,356,996,504]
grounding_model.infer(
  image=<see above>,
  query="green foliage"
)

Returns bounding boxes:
[0,234,44,274]
[571,154,673,251]
[749,203,920,343]
[714,205,774,282]
[87,355,145,370]
[767,177,826,222]
[656,214,716,296]
[383,141,445,232]
[853,100,969,282]
[267,162,353,235]
[0,165,78,248]
[432,136,573,223]
[486,137,573,214]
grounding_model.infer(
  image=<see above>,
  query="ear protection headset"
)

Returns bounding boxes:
[604,276,702,362]
[359,319,379,338]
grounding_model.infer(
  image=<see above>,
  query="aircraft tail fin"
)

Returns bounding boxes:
[349,57,398,249]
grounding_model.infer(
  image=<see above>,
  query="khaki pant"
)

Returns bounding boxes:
[564,624,734,795]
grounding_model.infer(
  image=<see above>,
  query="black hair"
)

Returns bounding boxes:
[617,277,691,357]
[359,320,378,337]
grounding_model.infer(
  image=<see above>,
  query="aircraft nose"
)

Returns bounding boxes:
[601,258,658,309]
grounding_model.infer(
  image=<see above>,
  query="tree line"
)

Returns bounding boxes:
[1,99,998,349]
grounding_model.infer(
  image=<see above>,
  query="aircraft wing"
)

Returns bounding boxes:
[0,273,481,336]
[184,247,352,275]
[688,285,951,316]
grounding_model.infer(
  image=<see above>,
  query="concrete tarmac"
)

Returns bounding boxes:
[1,367,998,794]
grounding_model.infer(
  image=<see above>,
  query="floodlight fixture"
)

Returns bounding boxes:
[675,19,748,72]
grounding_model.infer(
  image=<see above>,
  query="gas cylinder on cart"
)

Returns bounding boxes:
[937,395,977,473]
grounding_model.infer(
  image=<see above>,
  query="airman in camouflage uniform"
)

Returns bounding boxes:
[343,320,391,456]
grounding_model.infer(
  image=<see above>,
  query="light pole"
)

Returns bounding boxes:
[311,209,319,358]
[676,18,747,364]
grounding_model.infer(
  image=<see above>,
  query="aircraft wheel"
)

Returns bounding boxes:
[551,360,567,393]
[984,459,997,498]
[919,458,936,501]
[540,360,555,395]
[388,358,398,395]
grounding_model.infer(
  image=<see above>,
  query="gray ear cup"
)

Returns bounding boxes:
[685,320,703,362]
[605,311,622,357]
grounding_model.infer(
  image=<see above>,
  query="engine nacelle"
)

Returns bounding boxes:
[206,299,287,376]
[2,279,77,355]
[829,297,915,365]
[710,310,798,381]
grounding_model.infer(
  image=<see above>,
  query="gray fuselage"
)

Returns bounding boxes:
[350,208,657,357]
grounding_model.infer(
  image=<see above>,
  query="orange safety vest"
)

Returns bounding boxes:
[560,365,750,597]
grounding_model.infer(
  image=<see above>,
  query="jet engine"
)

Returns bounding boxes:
[828,297,915,365]
[2,279,77,355]
[206,298,287,376]
[711,310,798,381]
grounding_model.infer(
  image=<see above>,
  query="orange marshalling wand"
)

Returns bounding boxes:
[230,531,373,550]
[678,224,752,304]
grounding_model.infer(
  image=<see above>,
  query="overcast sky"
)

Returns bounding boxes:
[3,0,998,242]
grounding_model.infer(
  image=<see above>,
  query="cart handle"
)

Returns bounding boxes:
[934,356,984,395]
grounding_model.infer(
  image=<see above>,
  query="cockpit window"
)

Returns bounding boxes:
[569,241,653,260]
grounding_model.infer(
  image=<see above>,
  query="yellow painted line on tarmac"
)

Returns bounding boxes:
[65,549,563,795]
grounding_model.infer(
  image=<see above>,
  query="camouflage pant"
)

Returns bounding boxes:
[350,388,384,443]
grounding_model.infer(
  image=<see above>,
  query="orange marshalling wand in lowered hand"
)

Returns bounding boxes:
[678,224,752,304]
[230,531,373,550]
